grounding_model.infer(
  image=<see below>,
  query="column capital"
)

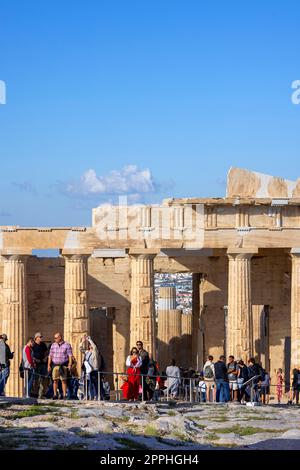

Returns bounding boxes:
[0,250,31,262]
[227,247,258,259]
[129,248,158,260]
[290,248,300,258]
[61,249,92,260]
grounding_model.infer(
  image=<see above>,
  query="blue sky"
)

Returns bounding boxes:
[0,0,299,227]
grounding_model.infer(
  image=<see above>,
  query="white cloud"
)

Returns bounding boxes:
[66,165,156,196]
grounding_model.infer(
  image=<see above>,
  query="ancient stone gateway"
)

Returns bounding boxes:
[1,167,300,396]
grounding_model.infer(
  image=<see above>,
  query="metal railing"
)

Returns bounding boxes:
[20,369,265,405]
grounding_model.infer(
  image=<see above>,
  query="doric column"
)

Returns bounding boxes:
[227,249,256,361]
[2,253,28,397]
[181,312,193,368]
[130,252,156,355]
[290,249,300,371]
[157,287,181,370]
[63,252,90,361]
[192,273,206,370]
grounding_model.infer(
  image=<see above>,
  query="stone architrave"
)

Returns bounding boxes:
[2,253,29,397]
[227,249,256,361]
[129,252,156,355]
[290,249,300,371]
[63,252,90,361]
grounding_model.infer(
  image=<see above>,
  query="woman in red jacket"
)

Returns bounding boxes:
[121,347,142,401]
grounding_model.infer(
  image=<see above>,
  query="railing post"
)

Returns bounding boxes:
[98,372,100,401]
[166,376,169,402]
[25,369,29,398]
[116,373,119,401]
[190,378,193,403]
[85,373,88,401]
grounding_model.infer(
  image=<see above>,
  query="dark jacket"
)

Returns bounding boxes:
[139,349,150,375]
[214,361,228,380]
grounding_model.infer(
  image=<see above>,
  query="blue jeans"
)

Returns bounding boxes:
[89,371,104,400]
[67,378,79,400]
[216,379,230,402]
[0,367,9,396]
[24,369,35,397]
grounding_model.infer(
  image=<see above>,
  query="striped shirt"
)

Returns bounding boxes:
[49,341,72,365]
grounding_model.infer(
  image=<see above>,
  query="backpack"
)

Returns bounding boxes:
[203,364,214,379]
[258,366,266,381]
[239,365,249,381]
[19,361,24,379]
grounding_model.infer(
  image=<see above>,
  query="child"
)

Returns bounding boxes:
[276,368,283,404]
[102,377,111,400]
[198,375,206,402]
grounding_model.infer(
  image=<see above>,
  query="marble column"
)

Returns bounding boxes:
[157,287,181,370]
[64,253,90,361]
[227,249,254,361]
[2,254,28,397]
[192,273,206,371]
[290,249,300,371]
[130,253,156,355]
[181,312,193,368]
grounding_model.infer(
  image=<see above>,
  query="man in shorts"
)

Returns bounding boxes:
[48,332,73,399]
[203,355,215,402]
[227,355,238,401]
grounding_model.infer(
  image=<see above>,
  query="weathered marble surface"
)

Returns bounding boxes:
[227,167,300,198]
[1,399,300,450]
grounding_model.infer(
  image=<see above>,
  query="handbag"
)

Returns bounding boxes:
[19,361,24,379]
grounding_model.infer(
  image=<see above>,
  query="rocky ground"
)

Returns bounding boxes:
[1,398,300,450]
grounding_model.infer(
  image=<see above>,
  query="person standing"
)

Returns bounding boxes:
[276,368,283,404]
[122,347,142,400]
[136,340,149,396]
[227,356,238,401]
[145,355,159,401]
[203,355,215,402]
[214,355,229,402]
[166,359,181,399]
[79,335,103,400]
[197,375,206,402]
[47,332,73,400]
[22,337,36,396]
[237,359,249,403]
[289,368,300,405]
[247,357,261,402]
[260,370,271,404]
[0,334,14,396]
[32,332,49,399]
